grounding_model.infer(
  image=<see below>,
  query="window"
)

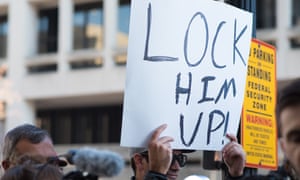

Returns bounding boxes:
[290,0,300,48]
[114,0,131,64]
[28,64,57,74]
[118,0,130,48]
[37,105,123,144]
[292,0,300,26]
[256,0,276,29]
[0,16,8,58]
[290,37,300,48]
[73,2,103,50]
[38,8,58,54]
[70,58,103,70]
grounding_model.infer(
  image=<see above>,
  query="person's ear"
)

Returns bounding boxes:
[279,138,286,153]
[133,154,145,169]
[2,160,10,170]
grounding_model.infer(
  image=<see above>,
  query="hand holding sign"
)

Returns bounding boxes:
[148,124,174,174]
[222,134,246,177]
[121,0,253,150]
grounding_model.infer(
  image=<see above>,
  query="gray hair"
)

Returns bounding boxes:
[2,124,51,163]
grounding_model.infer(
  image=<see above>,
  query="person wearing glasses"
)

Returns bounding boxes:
[130,124,245,180]
[1,124,66,172]
[130,124,194,180]
[1,155,63,180]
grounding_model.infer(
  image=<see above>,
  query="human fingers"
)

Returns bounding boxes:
[157,136,174,144]
[224,143,244,157]
[222,140,236,152]
[222,134,238,152]
[150,124,168,141]
[223,142,244,160]
[148,125,173,175]
[148,124,173,152]
[226,133,238,142]
[148,136,174,153]
[225,147,245,165]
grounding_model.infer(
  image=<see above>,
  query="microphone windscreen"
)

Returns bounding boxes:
[72,147,124,177]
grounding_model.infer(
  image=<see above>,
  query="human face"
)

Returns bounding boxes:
[12,138,57,167]
[279,105,300,176]
[139,150,187,180]
[166,150,186,180]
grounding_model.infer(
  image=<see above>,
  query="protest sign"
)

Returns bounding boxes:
[242,39,278,170]
[121,0,253,150]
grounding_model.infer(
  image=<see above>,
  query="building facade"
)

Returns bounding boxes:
[0,0,299,179]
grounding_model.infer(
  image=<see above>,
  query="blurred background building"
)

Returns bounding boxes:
[0,0,299,179]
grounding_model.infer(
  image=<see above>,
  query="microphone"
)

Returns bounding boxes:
[63,147,124,177]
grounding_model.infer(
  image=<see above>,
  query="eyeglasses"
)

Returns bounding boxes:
[46,156,67,167]
[172,153,188,167]
[140,151,188,168]
[34,160,64,180]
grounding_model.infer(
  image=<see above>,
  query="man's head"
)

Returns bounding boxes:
[1,124,58,171]
[130,148,191,180]
[1,159,63,180]
[277,79,300,175]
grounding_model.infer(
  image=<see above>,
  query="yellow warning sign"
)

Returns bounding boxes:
[241,39,278,170]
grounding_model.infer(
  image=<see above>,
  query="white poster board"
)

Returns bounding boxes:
[121,0,253,150]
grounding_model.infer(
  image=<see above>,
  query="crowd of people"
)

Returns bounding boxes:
[0,79,300,179]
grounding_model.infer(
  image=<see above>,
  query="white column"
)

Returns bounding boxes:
[6,0,36,130]
[58,0,73,73]
[276,0,291,79]
[104,0,118,68]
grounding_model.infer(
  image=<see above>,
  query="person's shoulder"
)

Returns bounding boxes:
[225,166,289,180]
[269,164,296,180]
[242,166,290,180]
[242,175,278,180]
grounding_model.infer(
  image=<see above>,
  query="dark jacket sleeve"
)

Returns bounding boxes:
[224,166,259,180]
[224,171,245,180]
[144,171,167,180]
[225,165,290,180]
